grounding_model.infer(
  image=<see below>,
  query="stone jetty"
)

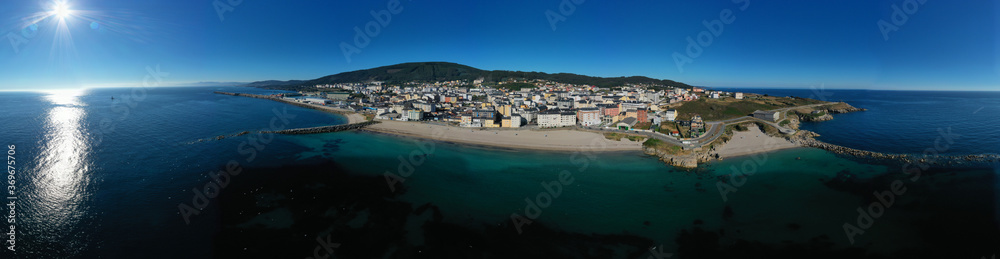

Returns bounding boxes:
[791,131,1000,167]
[186,92,379,143]
[261,121,379,135]
[188,121,380,143]
[213,91,355,115]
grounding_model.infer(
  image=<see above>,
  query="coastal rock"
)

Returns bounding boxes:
[825,107,867,114]
[644,147,699,169]
[675,156,699,168]
[814,114,834,122]
[798,113,834,122]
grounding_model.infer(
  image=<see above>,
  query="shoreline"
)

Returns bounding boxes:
[361,129,645,154]
[365,120,644,152]
[214,91,367,124]
[221,91,999,168]
[710,126,801,159]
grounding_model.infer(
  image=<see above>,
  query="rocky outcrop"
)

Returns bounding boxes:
[644,147,699,169]
[824,105,867,114]
[793,102,865,123]
[798,113,833,122]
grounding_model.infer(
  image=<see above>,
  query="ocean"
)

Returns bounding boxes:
[711,88,1000,156]
[1,86,997,258]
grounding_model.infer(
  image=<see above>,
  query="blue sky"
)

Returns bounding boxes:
[0,0,996,90]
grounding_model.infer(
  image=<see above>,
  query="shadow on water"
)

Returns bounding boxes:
[212,158,655,258]
[212,158,1000,258]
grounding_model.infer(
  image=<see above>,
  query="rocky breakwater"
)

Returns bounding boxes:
[790,130,1000,166]
[792,134,909,161]
[643,147,714,169]
[213,91,354,116]
[262,121,379,135]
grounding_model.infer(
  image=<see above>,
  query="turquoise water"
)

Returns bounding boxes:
[712,88,1000,156]
[283,131,999,257]
[1,86,997,258]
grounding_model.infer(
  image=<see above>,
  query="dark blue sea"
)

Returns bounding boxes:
[712,88,1000,156]
[1,86,997,258]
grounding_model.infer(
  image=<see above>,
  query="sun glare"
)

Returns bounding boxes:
[52,2,73,18]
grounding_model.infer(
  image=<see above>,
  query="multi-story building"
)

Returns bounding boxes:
[665,109,677,121]
[625,108,648,122]
[577,108,601,126]
[619,101,646,111]
[556,98,575,109]
[406,109,423,121]
[510,114,522,128]
[460,114,472,127]
[600,104,620,117]
[498,104,513,117]
[691,115,704,131]
[560,112,577,127]
[538,111,562,128]
[472,109,495,119]
[413,102,436,112]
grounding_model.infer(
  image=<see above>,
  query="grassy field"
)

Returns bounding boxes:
[642,138,688,155]
[603,132,647,142]
[668,94,825,121]
[657,122,680,134]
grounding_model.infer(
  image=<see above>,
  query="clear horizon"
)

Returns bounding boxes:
[1,1,997,91]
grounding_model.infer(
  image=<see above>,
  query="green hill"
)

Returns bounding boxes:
[246,62,692,90]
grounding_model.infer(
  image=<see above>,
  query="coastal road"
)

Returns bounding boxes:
[684,102,835,148]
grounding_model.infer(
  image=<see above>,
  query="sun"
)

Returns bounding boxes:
[51,2,73,19]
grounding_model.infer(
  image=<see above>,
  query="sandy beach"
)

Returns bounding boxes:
[341,112,367,124]
[712,126,801,159]
[366,120,644,152]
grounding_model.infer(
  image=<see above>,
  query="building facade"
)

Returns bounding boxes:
[577,108,601,126]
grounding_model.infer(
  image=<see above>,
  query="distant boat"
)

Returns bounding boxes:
[111,96,115,100]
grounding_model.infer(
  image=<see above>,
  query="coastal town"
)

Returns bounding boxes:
[221,78,883,167]
[271,78,776,139]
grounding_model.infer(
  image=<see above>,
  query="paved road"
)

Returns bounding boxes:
[579,102,832,150]
[683,102,833,148]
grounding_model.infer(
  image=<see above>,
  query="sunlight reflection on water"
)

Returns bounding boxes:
[31,90,92,254]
